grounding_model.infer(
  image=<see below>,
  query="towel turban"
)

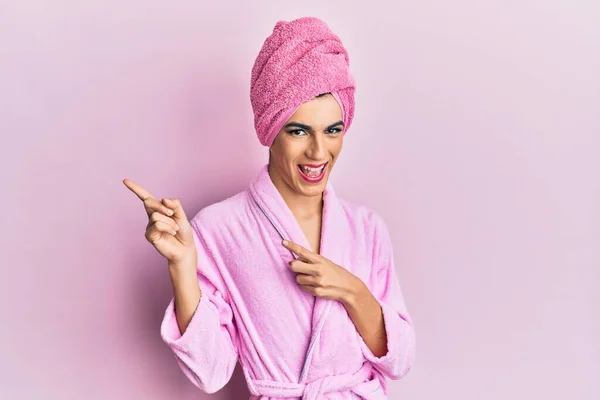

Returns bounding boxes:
[250,17,356,147]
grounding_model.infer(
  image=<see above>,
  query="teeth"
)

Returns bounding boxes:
[300,164,325,177]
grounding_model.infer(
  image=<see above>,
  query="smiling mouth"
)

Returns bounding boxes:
[298,162,327,177]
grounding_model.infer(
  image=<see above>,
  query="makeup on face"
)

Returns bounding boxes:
[297,162,328,183]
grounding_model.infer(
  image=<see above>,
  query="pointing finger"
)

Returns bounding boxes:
[123,179,155,202]
[282,240,318,263]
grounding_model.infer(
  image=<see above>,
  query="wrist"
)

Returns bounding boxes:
[168,261,201,296]
[169,250,197,272]
[342,276,369,310]
[168,258,197,283]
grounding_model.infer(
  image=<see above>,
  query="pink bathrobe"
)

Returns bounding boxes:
[160,165,416,399]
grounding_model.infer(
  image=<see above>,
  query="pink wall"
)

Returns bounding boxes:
[1,1,598,399]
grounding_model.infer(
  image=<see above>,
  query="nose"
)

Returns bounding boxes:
[306,132,326,160]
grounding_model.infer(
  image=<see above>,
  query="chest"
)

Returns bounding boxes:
[297,216,322,254]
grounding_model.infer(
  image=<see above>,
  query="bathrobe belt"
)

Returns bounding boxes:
[247,362,381,399]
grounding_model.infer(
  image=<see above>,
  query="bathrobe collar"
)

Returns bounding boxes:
[248,163,351,383]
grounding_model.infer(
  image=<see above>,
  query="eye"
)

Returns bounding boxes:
[287,129,307,136]
[327,128,342,134]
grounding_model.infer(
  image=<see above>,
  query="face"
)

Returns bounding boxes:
[269,93,344,198]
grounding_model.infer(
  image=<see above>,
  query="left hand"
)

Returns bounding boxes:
[282,239,365,304]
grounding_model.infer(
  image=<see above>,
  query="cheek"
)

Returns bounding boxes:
[272,140,293,161]
[282,143,305,163]
[272,143,302,173]
[330,139,343,157]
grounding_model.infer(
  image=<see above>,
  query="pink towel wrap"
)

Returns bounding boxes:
[250,16,356,147]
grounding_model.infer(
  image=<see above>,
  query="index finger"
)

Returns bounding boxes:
[282,240,319,263]
[123,179,155,202]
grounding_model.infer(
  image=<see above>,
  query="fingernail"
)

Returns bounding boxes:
[282,239,288,245]
[167,209,174,216]
[175,224,180,230]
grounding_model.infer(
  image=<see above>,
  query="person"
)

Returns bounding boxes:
[123,16,415,400]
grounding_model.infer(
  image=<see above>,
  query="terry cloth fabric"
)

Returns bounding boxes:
[250,16,356,147]
[160,164,416,398]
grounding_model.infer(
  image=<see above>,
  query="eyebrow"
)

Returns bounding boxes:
[283,120,344,131]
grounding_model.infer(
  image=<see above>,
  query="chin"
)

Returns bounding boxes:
[299,182,327,196]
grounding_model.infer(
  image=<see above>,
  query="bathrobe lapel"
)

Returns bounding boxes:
[248,165,350,384]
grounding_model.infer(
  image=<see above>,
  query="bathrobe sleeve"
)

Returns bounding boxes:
[160,220,239,393]
[357,213,416,380]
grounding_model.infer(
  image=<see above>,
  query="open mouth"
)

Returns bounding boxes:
[297,162,328,182]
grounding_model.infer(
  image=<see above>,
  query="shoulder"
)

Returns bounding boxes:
[338,198,389,235]
[189,190,250,236]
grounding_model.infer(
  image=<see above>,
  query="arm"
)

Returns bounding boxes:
[160,220,239,394]
[343,214,416,380]
[342,281,388,357]
[169,260,202,336]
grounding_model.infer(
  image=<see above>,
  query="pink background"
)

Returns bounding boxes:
[1,1,598,399]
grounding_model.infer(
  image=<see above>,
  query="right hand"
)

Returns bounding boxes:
[123,178,197,267]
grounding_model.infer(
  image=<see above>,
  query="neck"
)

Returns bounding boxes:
[268,163,323,220]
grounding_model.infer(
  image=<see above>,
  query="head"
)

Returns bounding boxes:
[268,92,344,198]
[250,17,355,198]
